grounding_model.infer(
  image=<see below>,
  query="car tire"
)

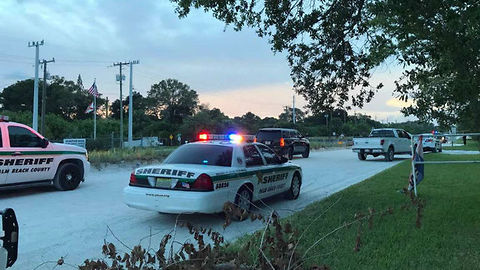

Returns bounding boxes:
[358,153,366,160]
[287,147,294,160]
[432,146,437,153]
[302,146,310,158]
[385,147,394,162]
[234,186,252,212]
[54,163,82,191]
[439,147,442,152]
[285,172,301,200]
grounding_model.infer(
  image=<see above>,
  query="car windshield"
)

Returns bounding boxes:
[256,130,281,140]
[369,130,395,138]
[163,144,233,167]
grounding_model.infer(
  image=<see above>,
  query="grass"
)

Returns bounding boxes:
[443,139,480,151]
[231,153,480,269]
[88,146,176,167]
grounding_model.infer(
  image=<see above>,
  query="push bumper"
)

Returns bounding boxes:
[123,185,229,214]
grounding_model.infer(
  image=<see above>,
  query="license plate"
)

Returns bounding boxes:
[156,177,172,188]
[265,141,271,145]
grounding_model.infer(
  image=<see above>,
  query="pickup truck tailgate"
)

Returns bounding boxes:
[353,138,383,149]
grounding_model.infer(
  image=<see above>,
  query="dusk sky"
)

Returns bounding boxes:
[0,0,414,122]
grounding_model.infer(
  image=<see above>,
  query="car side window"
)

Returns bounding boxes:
[243,145,264,167]
[256,144,278,165]
[8,126,43,147]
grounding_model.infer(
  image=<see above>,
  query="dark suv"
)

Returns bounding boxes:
[255,128,310,159]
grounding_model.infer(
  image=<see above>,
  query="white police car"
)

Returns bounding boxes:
[0,116,90,191]
[123,133,302,214]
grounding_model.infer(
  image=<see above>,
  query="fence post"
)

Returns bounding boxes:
[111,132,114,149]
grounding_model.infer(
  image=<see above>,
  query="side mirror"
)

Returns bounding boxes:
[41,138,49,148]
[278,156,289,164]
[0,208,18,268]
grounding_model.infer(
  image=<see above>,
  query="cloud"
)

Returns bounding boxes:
[199,83,306,118]
[386,97,414,108]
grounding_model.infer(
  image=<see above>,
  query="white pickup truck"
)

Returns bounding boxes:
[352,128,412,161]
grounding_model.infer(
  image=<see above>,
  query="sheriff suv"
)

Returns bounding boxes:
[255,128,310,159]
[0,116,90,191]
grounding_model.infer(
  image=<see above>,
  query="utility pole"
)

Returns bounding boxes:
[292,95,296,125]
[28,40,44,131]
[113,61,129,148]
[128,60,139,145]
[105,97,109,118]
[40,58,55,135]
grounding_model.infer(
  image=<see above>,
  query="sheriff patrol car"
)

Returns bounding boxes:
[123,133,302,214]
[0,116,89,191]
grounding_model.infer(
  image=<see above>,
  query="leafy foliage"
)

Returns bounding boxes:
[171,0,480,127]
[147,79,199,124]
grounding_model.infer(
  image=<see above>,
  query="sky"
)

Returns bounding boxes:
[0,0,415,122]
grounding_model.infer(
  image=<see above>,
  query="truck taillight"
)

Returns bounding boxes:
[253,137,257,143]
[280,138,285,147]
[380,139,385,145]
[192,174,213,191]
[129,173,137,184]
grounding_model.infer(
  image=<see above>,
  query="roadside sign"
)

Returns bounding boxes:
[63,138,86,149]
[169,134,173,140]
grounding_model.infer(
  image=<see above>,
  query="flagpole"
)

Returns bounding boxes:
[93,78,97,140]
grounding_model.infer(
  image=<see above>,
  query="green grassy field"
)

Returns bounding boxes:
[89,146,176,166]
[232,153,480,269]
[444,139,480,151]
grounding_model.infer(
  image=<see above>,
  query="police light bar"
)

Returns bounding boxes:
[197,133,255,143]
[0,115,9,122]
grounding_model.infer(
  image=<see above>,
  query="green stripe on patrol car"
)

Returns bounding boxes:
[211,166,298,182]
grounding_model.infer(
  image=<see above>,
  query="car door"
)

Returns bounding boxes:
[294,131,306,153]
[256,144,290,196]
[5,125,56,184]
[0,126,7,185]
[398,130,411,153]
[242,144,268,199]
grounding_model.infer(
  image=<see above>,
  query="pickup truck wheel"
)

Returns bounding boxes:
[432,146,437,153]
[358,153,366,160]
[385,147,394,162]
[54,163,82,191]
[285,173,301,200]
[302,147,310,158]
[287,147,294,160]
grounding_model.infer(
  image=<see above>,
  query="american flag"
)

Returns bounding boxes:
[85,102,94,113]
[87,82,99,97]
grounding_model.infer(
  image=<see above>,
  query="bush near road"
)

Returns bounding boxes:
[88,147,177,167]
[231,153,480,269]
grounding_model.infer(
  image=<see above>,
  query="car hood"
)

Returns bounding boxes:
[51,143,87,153]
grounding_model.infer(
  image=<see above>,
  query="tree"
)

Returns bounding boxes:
[171,0,480,127]
[147,79,198,124]
[278,106,306,123]
[0,77,105,120]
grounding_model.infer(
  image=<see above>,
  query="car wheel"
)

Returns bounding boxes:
[234,186,252,212]
[385,147,394,162]
[439,146,442,152]
[54,163,82,191]
[358,153,366,160]
[285,173,301,200]
[287,147,294,160]
[432,146,437,153]
[302,146,310,158]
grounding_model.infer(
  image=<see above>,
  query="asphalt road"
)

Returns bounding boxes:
[1,149,410,269]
